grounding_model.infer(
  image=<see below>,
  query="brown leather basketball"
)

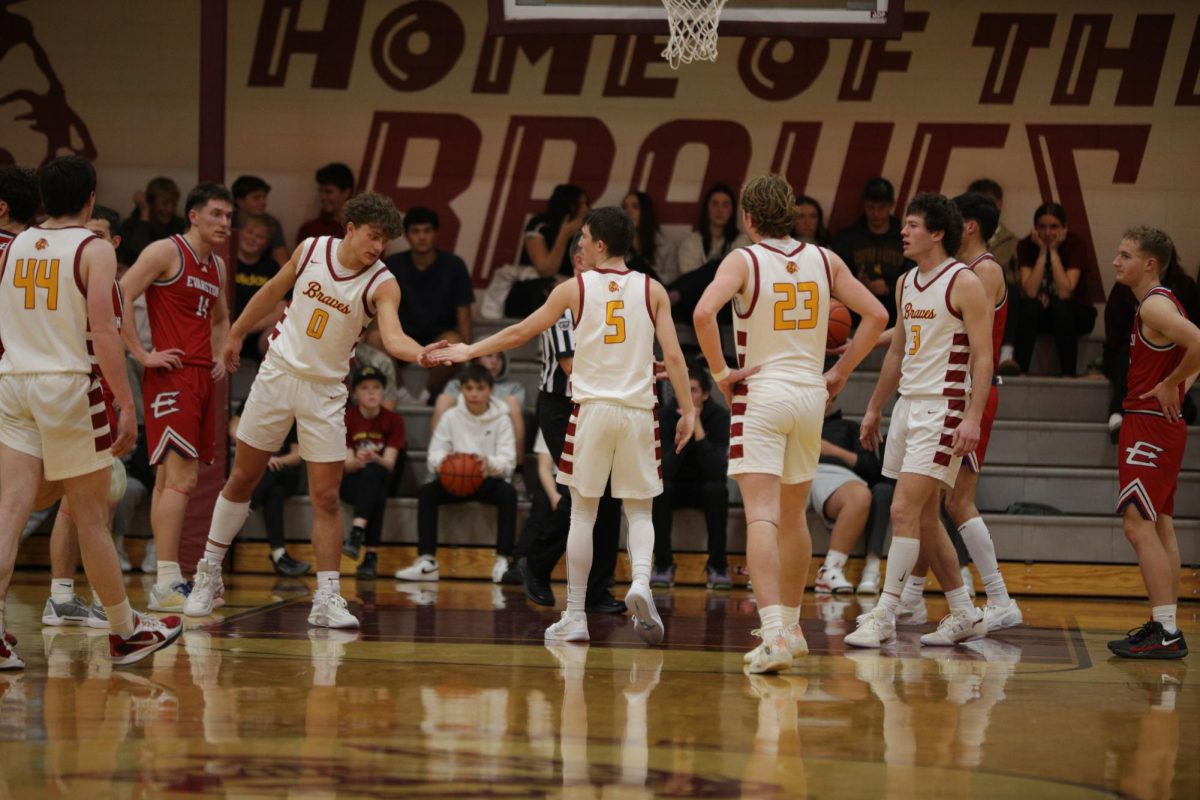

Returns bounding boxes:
[438,452,484,497]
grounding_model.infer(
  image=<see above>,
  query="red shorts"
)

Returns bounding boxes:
[143,365,216,466]
[965,385,999,473]
[1117,411,1187,521]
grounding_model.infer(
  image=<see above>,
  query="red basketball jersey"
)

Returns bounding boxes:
[1125,285,1187,415]
[144,234,223,368]
[967,252,1007,370]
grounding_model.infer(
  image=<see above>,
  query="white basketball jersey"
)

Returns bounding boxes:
[0,226,96,375]
[266,236,395,384]
[570,268,657,409]
[897,259,972,399]
[732,238,831,391]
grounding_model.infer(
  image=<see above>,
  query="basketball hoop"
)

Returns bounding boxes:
[660,0,728,69]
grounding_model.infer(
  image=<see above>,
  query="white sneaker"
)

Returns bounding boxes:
[42,595,93,626]
[149,581,191,613]
[491,555,509,584]
[746,630,792,674]
[395,555,439,582]
[624,581,664,645]
[184,561,225,617]
[140,539,157,573]
[108,612,183,666]
[744,623,807,664]
[308,591,360,629]
[544,610,589,642]
[856,571,881,595]
[845,606,897,649]
[114,536,132,572]
[895,596,928,625]
[920,607,987,646]
[815,565,854,594]
[983,599,1023,632]
[961,565,976,596]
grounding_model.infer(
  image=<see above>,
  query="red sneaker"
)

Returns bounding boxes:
[108,613,183,666]
[3,631,16,647]
[0,635,24,671]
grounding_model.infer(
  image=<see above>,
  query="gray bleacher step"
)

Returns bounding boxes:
[239,497,1198,567]
[977,464,1200,517]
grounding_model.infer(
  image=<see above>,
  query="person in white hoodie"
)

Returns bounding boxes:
[395,363,517,584]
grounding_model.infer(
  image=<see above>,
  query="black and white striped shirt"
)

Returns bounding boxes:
[539,309,575,396]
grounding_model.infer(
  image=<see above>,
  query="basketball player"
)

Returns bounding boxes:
[692,174,888,673]
[0,166,39,261]
[118,183,232,613]
[183,193,440,629]
[430,206,696,645]
[846,192,992,649]
[889,193,1023,632]
[0,155,181,669]
[1108,226,1199,659]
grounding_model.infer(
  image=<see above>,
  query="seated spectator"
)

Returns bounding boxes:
[650,365,731,588]
[341,367,407,579]
[296,162,354,242]
[793,194,832,246]
[432,352,526,465]
[831,177,907,326]
[118,176,185,265]
[812,397,893,595]
[676,182,749,276]
[384,206,475,398]
[504,184,590,317]
[1104,246,1200,440]
[231,174,290,265]
[394,364,517,584]
[1012,202,1098,376]
[967,178,1022,372]
[233,214,285,361]
[622,191,677,283]
[230,403,309,577]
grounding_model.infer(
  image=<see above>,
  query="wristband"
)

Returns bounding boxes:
[711,365,730,383]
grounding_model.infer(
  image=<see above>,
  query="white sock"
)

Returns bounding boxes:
[864,553,881,575]
[317,571,340,596]
[106,598,134,638]
[623,498,654,586]
[999,344,1014,362]
[879,538,921,614]
[156,561,183,589]
[957,517,1008,604]
[566,489,598,614]
[204,495,251,567]
[982,573,1010,606]
[1152,604,1178,634]
[945,584,973,613]
[270,547,285,562]
[900,575,926,607]
[51,578,75,604]
[824,549,848,571]
[758,604,784,638]
[782,606,801,628]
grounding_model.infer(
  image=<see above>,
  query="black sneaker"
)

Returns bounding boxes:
[522,563,555,607]
[1108,620,1188,659]
[585,589,625,615]
[342,527,364,559]
[356,552,378,581]
[272,552,311,577]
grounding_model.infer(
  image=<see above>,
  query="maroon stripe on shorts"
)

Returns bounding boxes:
[91,410,108,430]
[87,387,104,406]
[948,399,966,411]
[939,433,955,448]
[94,432,112,452]
[731,422,744,437]
[942,387,966,397]
[566,422,576,436]
[945,370,966,383]
[944,416,963,429]
[948,351,968,364]
[734,384,749,396]
[732,403,746,416]
[933,451,952,466]
[953,333,968,345]
[562,442,574,456]
[655,446,662,460]
[730,444,744,459]
[558,459,573,475]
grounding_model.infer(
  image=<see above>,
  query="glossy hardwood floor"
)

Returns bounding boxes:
[0,572,1195,799]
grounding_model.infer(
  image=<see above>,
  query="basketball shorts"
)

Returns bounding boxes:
[237,360,348,463]
[144,365,216,466]
[728,383,826,484]
[882,396,963,488]
[559,400,661,499]
[0,373,113,481]
[1116,412,1186,521]
[966,385,1000,473]
[809,463,866,526]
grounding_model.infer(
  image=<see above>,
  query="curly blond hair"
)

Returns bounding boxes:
[740,174,797,239]
[345,192,403,239]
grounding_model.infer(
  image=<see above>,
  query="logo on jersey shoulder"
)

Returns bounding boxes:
[302,281,352,315]
[903,303,936,320]
[35,238,48,251]
[1125,440,1164,468]
[608,281,620,293]
[786,261,798,274]
[151,391,181,419]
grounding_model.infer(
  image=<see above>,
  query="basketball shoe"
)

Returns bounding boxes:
[184,561,225,617]
[625,581,664,645]
[491,555,509,584]
[544,610,589,642]
[42,595,93,626]
[815,565,854,594]
[0,635,24,670]
[395,555,439,582]
[920,607,987,646]
[744,623,808,664]
[309,591,359,629]
[1108,621,1188,659]
[983,598,1023,632]
[895,595,928,625]
[109,613,183,666]
[148,581,191,613]
[845,606,897,649]
[745,630,792,674]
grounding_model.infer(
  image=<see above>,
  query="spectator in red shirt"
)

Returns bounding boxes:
[295,163,354,244]
[341,366,407,579]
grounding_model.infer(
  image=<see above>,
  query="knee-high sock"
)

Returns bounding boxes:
[958,517,1009,605]
[566,489,599,613]
[879,537,921,614]
[203,495,251,568]
[623,498,654,585]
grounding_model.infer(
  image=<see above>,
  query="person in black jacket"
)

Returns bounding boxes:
[650,364,732,588]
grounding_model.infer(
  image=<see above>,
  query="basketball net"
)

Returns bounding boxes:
[660,0,728,69]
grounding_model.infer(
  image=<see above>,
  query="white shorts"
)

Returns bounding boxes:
[809,463,866,525]
[882,396,963,488]
[559,400,661,499]
[236,361,348,463]
[728,383,826,484]
[0,373,113,481]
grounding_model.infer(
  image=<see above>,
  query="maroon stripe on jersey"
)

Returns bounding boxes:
[566,422,576,436]
[729,444,744,459]
[72,234,99,296]
[325,237,356,283]
[644,274,655,324]
[952,333,969,345]
[912,260,956,292]
[943,387,967,398]
[731,422,744,437]
[562,441,574,456]
[91,409,108,430]
[732,402,746,415]
[297,238,320,277]
[733,383,749,396]
[574,274,585,328]
[939,433,955,448]
[86,341,95,356]
[362,267,392,318]
[945,370,967,382]
[948,351,969,365]
[817,245,831,288]
[736,248,761,319]
[945,266,965,319]
[948,399,966,411]
[758,241,805,258]
[655,446,662,460]
[87,386,104,406]
[933,451,952,466]
[658,463,663,479]
[736,330,747,346]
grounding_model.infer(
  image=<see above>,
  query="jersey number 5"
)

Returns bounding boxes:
[13,258,60,311]
[307,308,329,339]
[604,300,626,344]
[773,281,818,331]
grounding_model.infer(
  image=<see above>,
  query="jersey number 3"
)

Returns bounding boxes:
[604,300,626,344]
[13,258,60,311]
[773,282,818,331]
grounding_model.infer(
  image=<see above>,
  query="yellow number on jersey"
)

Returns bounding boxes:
[604,300,626,344]
[307,308,329,339]
[772,281,819,331]
[13,258,60,310]
[907,324,922,356]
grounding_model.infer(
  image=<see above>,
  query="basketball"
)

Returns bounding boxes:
[827,300,852,349]
[109,457,127,505]
[439,452,485,497]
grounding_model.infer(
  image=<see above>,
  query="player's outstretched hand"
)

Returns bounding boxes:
[112,405,137,457]
[951,417,981,457]
[675,408,696,454]
[142,347,184,371]
[716,365,760,407]
[211,359,227,383]
[422,341,468,367]
[1140,380,1183,422]
[222,338,242,374]
[859,407,882,451]
[417,340,450,367]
